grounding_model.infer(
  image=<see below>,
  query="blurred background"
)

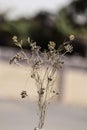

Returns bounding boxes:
[0,0,87,130]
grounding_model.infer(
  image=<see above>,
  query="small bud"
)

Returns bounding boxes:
[64,44,73,53]
[31,73,35,78]
[40,91,44,95]
[21,91,28,98]
[53,90,55,93]
[69,35,75,41]
[12,36,18,42]
[48,77,52,81]
[40,88,44,95]
[56,92,60,95]
[28,37,30,43]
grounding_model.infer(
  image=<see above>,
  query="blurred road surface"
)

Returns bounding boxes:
[0,99,87,130]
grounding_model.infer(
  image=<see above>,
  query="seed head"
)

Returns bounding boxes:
[21,91,28,98]
[69,35,75,41]
[12,36,18,42]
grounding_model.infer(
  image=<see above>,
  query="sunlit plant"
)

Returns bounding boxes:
[10,35,74,130]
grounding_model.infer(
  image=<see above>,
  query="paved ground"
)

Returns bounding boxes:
[0,99,87,130]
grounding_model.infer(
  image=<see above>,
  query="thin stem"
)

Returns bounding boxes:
[42,67,49,85]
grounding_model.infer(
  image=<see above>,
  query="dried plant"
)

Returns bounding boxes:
[10,35,74,130]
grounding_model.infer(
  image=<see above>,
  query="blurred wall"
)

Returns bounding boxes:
[59,58,87,106]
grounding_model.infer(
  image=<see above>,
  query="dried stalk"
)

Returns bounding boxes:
[10,35,74,130]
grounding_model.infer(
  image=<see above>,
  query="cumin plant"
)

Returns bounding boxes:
[10,35,74,130]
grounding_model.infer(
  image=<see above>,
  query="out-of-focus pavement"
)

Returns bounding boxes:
[0,99,87,130]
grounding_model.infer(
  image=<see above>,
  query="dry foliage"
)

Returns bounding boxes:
[10,35,74,129]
